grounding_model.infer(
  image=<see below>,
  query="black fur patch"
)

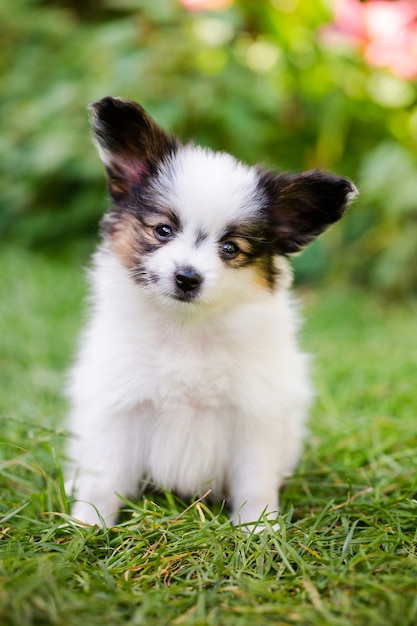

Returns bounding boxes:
[90,97,179,204]
[258,169,356,255]
[219,219,278,288]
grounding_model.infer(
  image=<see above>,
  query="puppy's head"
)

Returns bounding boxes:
[90,97,357,310]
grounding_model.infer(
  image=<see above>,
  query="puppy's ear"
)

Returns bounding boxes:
[260,170,357,254]
[89,97,179,203]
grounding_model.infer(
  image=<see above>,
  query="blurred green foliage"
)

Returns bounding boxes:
[1,0,416,294]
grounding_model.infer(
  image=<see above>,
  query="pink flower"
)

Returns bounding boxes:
[322,0,417,80]
[179,0,234,11]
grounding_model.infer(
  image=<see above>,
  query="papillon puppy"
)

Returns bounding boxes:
[66,97,356,528]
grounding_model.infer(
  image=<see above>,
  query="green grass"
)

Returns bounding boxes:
[1,244,416,626]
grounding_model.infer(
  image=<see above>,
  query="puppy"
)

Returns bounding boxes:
[66,97,356,528]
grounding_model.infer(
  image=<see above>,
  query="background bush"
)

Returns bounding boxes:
[1,0,416,294]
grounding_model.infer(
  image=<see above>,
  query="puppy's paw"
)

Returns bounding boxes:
[70,501,116,528]
[238,518,281,535]
[231,505,281,535]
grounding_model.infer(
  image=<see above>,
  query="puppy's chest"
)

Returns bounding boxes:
[130,330,236,411]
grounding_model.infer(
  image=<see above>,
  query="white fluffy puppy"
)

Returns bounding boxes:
[66,97,356,528]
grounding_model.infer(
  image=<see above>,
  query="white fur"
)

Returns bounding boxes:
[66,146,313,528]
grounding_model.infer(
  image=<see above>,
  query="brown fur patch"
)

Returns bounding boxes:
[251,256,279,290]
[110,212,167,271]
[109,208,180,274]
[110,213,143,270]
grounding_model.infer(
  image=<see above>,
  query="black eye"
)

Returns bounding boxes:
[154,224,173,241]
[220,241,240,259]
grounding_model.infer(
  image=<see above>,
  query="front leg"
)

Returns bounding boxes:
[228,437,284,530]
[66,410,145,527]
[69,478,124,527]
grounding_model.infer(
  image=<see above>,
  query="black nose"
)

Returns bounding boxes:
[175,267,203,293]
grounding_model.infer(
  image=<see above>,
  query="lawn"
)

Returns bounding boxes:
[1,244,416,626]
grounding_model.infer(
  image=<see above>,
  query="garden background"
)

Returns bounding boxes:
[1,1,417,625]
